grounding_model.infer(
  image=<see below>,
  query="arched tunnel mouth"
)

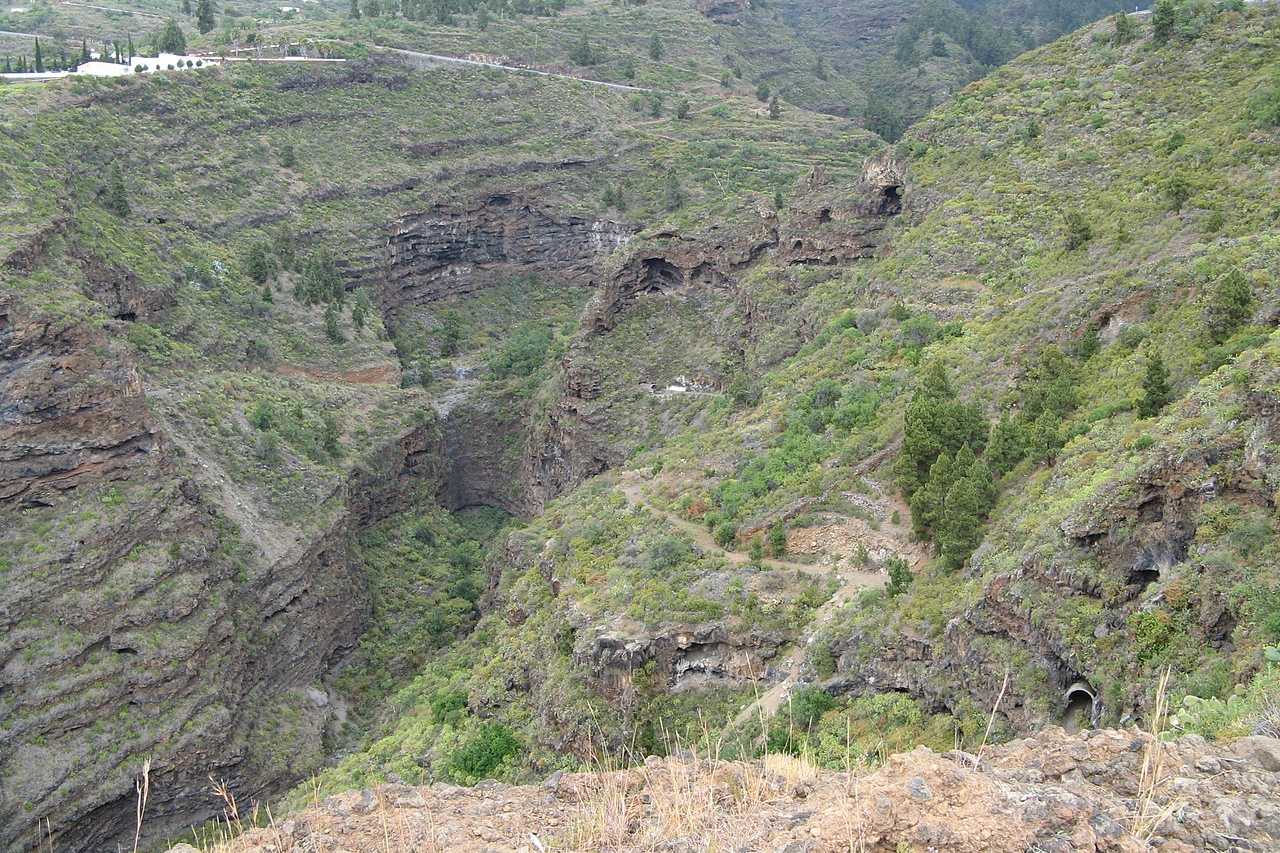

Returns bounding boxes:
[1062,680,1098,733]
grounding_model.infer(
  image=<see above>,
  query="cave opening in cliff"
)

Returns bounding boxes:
[641,258,685,292]
[114,310,137,322]
[878,185,903,216]
[1129,566,1160,590]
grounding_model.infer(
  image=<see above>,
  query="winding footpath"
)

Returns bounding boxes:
[615,472,909,734]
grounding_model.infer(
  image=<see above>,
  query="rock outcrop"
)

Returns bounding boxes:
[178,727,1280,852]
[581,622,786,695]
[383,193,632,330]
[0,306,448,851]
[0,300,160,506]
[695,0,750,24]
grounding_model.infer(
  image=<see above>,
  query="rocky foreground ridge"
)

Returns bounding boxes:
[176,727,1280,852]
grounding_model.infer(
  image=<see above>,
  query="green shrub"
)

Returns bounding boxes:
[886,556,912,597]
[1247,72,1280,127]
[445,722,520,782]
[489,324,553,379]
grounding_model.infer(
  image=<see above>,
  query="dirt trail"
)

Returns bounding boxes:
[615,472,912,734]
[616,475,871,580]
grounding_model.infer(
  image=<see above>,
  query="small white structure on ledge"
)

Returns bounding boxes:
[2,52,344,84]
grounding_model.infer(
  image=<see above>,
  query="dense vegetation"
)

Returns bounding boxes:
[4,2,1280,849]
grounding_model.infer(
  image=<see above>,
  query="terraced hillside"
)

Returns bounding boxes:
[4,2,1280,852]
[281,0,1280,820]
[0,55,877,850]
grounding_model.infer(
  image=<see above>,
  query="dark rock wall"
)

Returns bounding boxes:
[0,304,447,852]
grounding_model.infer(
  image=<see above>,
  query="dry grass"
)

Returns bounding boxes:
[566,725,824,852]
[132,759,152,853]
[1253,691,1280,739]
[1131,668,1180,843]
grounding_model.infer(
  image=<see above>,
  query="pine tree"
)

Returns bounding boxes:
[968,455,996,515]
[2,58,10,74]
[33,38,43,73]
[1138,352,1172,419]
[886,556,912,597]
[127,36,135,59]
[648,33,663,61]
[1113,12,1137,45]
[568,34,596,66]
[104,164,130,217]
[1152,0,1176,44]
[939,474,984,570]
[768,95,781,119]
[476,3,488,30]
[183,0,191,14]
[352,288,372,331]
[910,451,955,539]
[985,415,1026,476]
[324,302,344,343]
[157,18,187,54]
[894,361,988,496]
[196,0,216,34]
[349,0,360,18]
[1204,268,1254,343]
[663,171,684,211]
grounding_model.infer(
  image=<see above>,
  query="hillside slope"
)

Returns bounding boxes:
[256,0,1280,823]
[0,55,876,851]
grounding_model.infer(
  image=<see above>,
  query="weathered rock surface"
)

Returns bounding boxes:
[0,300,160,506]
[582,621,786,694]
[181,728,1280,852]
[0,306,448,852]
[695,0,751,24]
[383,192,632,330]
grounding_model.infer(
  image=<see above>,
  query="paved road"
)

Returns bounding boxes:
[372,44,659,94]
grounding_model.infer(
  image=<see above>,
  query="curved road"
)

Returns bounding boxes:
[371,44,659,94]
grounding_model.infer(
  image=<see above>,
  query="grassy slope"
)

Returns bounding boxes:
[309,4,1280,796]
[638,3,1280,725]
[0,52,875,836]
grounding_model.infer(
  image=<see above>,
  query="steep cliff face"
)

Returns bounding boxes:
[526,158,907,511]
[0,300,160,507]
[0,302,448,852]
[383,193,632,331]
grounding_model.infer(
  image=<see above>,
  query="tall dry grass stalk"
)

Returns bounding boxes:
[1131,668,1180,843]
[975,668,1009,767]
[210,776,245,841]
[132,758,152,853]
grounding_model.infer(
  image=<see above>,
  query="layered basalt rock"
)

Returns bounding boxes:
[0,303,448,851]
[0,300,160,507]
[581,622,786,695]
[383,193,632,329]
